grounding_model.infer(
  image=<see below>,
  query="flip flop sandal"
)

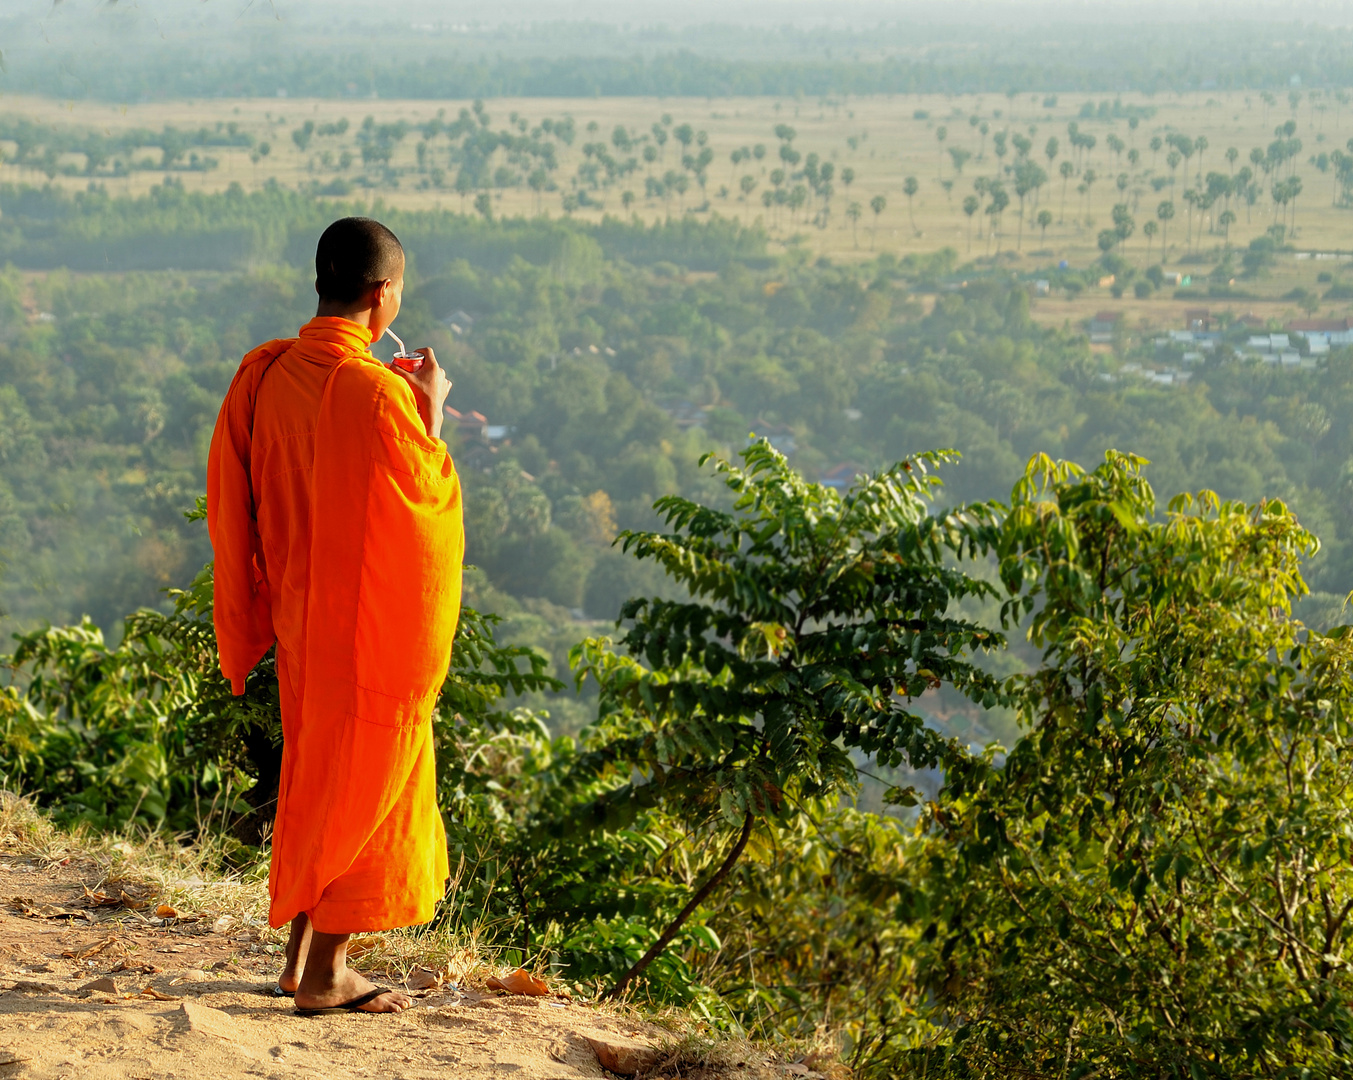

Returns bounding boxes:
[269,984,294,998]
[294,987,396,1017]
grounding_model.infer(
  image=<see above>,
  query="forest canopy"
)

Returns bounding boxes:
[1,179,1351,664]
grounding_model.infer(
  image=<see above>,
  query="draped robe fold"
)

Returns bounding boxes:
[207,317,462,934]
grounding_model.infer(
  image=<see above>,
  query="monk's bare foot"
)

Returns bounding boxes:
[294,969,412,1013]
[278,913,312,994]
[292,925,411,1013]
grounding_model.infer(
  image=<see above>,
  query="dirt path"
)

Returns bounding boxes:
[0,855,739,1080]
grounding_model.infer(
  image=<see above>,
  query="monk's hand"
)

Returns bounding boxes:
[391,347,451,440]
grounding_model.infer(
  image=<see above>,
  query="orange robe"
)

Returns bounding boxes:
[207,316,462,934]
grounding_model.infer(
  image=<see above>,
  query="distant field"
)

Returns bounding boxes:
[4,89,1353,326]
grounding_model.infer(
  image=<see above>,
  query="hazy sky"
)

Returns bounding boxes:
[6,0,1353,91]
[17,0,1353,29]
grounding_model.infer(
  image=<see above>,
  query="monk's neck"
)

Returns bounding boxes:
[316,303,378,329]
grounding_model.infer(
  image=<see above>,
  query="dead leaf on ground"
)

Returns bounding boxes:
[79,885,150,911]
[485,967,550,996]
[211,915,234,934]
[60,935,120,960]
[155,904,178,919]
[156,943,192,953]
[405,966,445,991]
[111,959,162,975]
[135,985,180,1001]
[10,897,92,921]
[346,935,383,958]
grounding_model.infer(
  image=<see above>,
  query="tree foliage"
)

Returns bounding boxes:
[897,452,1353,1076]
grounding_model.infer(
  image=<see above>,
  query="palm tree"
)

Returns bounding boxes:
[869,193,887,249]
[1166,149,1182,189]
[1013,161,1045,249]
[986,184,1010,253]
[963,194,980,252]
[1218,208,1236,245]
[740,174,758,204]
[1225,146,1239,173]
[727,147,745,189]
[1156,200,1175,257]
[1150,135,1163,169]
[936,125,948,177]
[1059,160,1074,222]
[973,176,990,238]
[1174,135,1196,183]
[902,177,919,234]
[1194,135,1209,183]
[1112,203,1135,254]
[1143,218,1158,263]
[1036,208,1052,245]
[1182,189,1198,249]
[1081,167,1098,220]
[846,201,863,247]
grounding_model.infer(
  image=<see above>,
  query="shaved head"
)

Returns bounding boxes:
[315,217,405,304]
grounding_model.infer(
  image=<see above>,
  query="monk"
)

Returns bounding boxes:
[207,217,462,1015]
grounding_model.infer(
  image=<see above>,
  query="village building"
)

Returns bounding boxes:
[1087,311,1121,343]
[444,406,509,443]
[1286,317,1353,354]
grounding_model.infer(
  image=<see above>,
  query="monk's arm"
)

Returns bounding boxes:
[390,347,451,441]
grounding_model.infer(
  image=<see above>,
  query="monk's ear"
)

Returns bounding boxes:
[363,279,389,309]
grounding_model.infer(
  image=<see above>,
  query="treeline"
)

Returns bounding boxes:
[0,182,767,274]
[11,40,1353,102]
[0,117,254,180]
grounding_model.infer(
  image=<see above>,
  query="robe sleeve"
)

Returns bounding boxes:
[357,374,466,702]
[206,339,295,694]
[303,363,464,727]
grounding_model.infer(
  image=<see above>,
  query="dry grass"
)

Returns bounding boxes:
[0,789,270,926]
[0,791,512,991]
[632,1024,847,1080]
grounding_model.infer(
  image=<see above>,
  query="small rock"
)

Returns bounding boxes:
[78,976,119,995]
[11,980,63,994]
[180,1000,241,1041]
[584,1034,661,1076]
